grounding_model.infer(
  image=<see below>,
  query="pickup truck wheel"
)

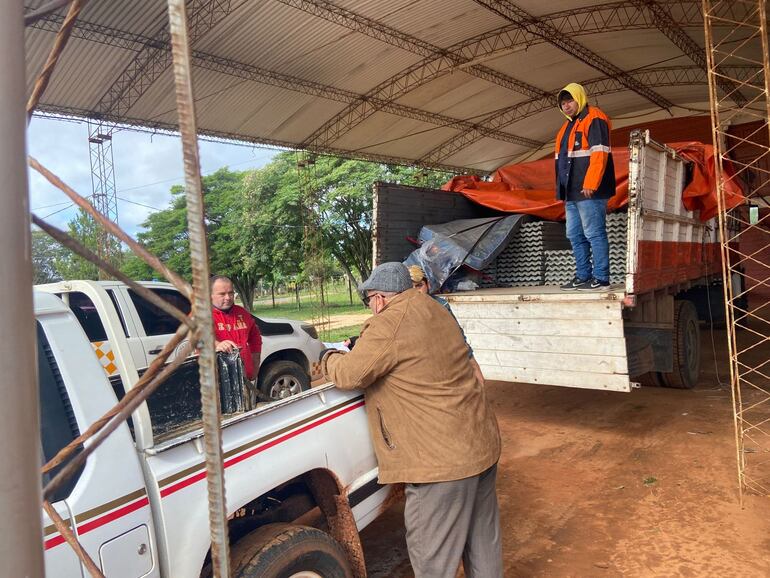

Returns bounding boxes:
[658,300,701,389]
[231,523,353,578]
[259,360,310,401]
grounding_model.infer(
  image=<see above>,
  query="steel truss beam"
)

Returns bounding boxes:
[474,0,673,110]
[192,52,542,148]
[35,103,487,174]
[30,11,541,149]
[83,1,231,273]
[27,2,752,166]
[420,65,759,165]
[294,0,740,152]
[633,0,748,106]
[278,0,547,98]
[96,0,232,118]
[280,0,548,151]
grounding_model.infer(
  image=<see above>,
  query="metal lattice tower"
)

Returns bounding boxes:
[87,120,120,277]
[703,0,770,498]
[296,151,331,340]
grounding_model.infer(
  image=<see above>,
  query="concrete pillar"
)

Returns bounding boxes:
[0,2,45,576]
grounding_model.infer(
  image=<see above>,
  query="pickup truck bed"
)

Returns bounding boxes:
[35,290,387,577]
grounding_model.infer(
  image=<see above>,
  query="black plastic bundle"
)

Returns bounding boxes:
[217,350,256,414]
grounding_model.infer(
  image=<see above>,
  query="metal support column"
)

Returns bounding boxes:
[0,2,45,576]
[88,120,120,278]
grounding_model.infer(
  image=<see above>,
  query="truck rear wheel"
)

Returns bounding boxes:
[259,360,310,401]
[231,523,354,578]
[658,300,700,389]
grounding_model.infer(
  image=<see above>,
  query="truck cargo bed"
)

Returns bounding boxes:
[373,131,720,392]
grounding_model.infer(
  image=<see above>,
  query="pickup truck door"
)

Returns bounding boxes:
[119,286,192,366]
[38,314,160,577]
[55,286,146,388]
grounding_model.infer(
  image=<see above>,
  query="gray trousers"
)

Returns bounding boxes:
[404,464,503,578]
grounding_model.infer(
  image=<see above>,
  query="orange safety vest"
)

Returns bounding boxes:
[554,105,615,201]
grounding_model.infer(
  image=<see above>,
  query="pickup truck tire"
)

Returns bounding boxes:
[232,523,353,578]
[259,361,310,401]
[658,300,700,389]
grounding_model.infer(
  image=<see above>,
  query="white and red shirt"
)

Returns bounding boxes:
[212,304,262,380]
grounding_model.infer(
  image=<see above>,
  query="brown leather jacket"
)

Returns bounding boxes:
[322,288,501,484]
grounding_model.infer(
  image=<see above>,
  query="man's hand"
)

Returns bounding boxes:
[215,339,238,353]
[581,188,596,198]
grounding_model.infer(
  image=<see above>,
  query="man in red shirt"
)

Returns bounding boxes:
[211,275,262,381]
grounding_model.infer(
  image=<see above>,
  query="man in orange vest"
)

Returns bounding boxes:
[554,82,616,291]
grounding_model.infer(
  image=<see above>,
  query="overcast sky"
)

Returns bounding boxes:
[28,116,277,237]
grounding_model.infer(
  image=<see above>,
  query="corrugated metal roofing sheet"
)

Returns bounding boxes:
[23,0,762,173]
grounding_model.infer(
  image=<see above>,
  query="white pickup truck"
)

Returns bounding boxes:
[35,288,389,577]
[36,280,326,402]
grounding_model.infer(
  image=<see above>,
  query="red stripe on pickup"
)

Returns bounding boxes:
[160,399,366,498]
[45,399,365,550]
[44,496,149,550]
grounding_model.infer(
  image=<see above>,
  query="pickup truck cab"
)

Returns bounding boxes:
[35,289,388,577]
[36,280,325,401]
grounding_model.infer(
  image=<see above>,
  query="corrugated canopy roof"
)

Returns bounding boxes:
[23,0,764,174]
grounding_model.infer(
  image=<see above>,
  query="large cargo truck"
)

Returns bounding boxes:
[373,130,735,393]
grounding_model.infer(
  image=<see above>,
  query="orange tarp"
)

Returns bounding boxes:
[442,142,744,222]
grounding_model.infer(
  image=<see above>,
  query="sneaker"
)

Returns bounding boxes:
[577,278,610,291]
[560,276,588,290]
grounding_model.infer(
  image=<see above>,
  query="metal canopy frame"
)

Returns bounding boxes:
[24,0,758,175]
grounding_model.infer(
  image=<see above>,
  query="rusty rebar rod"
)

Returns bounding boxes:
[32,215,193,329]
[26,0,86,121]
[41,325,190,475]
[43,331,193,501]
[42,501,105,578]
[24,0,75,26]
[166,0,230,575]
[28,156,193,299]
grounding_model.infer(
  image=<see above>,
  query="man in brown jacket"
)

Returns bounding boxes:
[321,262,503,578]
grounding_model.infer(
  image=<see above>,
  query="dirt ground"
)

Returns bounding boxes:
[358,327,770,577]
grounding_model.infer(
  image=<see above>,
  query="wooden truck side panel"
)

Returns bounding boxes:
[626,130,720,295]
[449,292,630,391]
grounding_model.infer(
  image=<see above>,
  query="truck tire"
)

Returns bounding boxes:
[259,360,310,401]
[232,523,354,578]
[658,300,700,389]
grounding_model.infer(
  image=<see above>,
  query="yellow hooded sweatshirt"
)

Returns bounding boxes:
[557,82,588,120]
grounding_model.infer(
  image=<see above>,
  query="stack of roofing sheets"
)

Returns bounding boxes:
[479,213,629,288]
[543,212,628,285]
[482,221,571,287]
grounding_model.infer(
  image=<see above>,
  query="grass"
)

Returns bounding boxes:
[251,286,368,322]
[318,324,364,343]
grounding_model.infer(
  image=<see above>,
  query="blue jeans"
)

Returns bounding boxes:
[565,199,610,282]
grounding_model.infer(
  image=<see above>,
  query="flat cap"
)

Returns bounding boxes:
[359,262,412,294]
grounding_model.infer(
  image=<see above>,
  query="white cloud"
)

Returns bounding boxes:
[27,116,276,237]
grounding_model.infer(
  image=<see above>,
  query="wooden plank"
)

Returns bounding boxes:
[459,317,624,338]
[466,334,628,356]
[474,349,629,374]
[446,288,626,303]
[480,365,631,392]
[450,300,623,321]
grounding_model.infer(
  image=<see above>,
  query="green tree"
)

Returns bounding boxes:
[31,229,64,284]
[54,209,100,280]
[311,158,452,284]
[241,153,305,306]
[122,168,263,308]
